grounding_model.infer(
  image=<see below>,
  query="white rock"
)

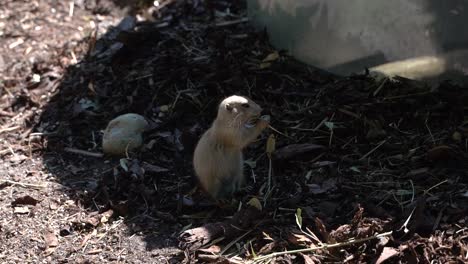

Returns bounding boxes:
[102,113,149,156]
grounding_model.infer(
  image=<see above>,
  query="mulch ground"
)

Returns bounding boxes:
[1,0,467,263]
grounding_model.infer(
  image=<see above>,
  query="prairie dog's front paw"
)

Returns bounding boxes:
[258,115,270,129]
[256,115,269,130]
[260,115,270,122]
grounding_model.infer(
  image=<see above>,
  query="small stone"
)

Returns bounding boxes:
[102,113,148,156]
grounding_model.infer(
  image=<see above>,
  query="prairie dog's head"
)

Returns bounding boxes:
[217,95,262,127]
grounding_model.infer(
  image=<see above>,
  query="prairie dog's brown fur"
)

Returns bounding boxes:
[193,95,270,200]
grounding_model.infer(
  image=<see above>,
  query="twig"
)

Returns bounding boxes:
[219,229,254,256]
[359,139,387,160]
[290,117,328,132]
[0,179,47,189]
[95,219,124,243]
[432,205,446,231]
[69,0,74,17]
[0,126,21,134]
[423,179,448,194]
[373,77,388,96]
[70,51,77,64]
[264,135,275,206]
[0,149,10,155]
[0,110,15,117]
[267,125,293,140]
[215,17,249,27]
[251,231,393,263]
[383,92,431,101]
[265,155,272,205]
[64,147,104,158]
[9,38,24,49]
[425,117,435,145]
[338,108,360,120]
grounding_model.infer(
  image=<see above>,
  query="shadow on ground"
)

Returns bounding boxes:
[35,0,267,260]
[23,0,468,262]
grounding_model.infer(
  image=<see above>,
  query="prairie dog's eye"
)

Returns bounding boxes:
[241,103,250,108]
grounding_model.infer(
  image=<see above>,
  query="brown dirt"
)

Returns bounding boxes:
[1,0,467,263]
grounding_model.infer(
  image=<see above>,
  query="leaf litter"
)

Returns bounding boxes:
[0,0,467,263]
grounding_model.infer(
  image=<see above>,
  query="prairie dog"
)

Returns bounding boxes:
[193,95,270,200]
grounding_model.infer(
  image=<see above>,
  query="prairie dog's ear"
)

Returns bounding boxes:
[225,103,237,113]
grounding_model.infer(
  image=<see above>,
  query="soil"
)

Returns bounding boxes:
[1,0,467,263]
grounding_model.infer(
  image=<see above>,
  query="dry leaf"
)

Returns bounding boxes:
[198,245,221,254]
[287,231,312,246]
[85,216,100,227]
[375,247,400,264]
[258,241,276,255]
[259,62,271,69]
[247,197,262,211]
[314,217,329,243]
[44,231,59,248]
[43,230,59,256]
[301,253,317,264]
[266,134,276,158]
[295,208,303,229]
[262,231,274,241]
[259,51,279,69]
[100,209,114,223]
[49,200,59,210]
[262,51,279,62]
[119,158,129,172]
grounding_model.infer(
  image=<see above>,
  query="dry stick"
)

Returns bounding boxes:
[215,17,249,27]
[68,0,74,17]
[63,147,104,158]
[95,219,124,243]
[220,219,269,258]
[267,125,293,140]
[264,135,276,206]
[423,179,448,195]
[1,179,47,189]
[0,110,15,117]
[0,149,10,155]
[313,117,328,131]
[433,205,446,231]
[425,117,435,145]
[0,139,17,157]
[252,231,393,263]
[0,125,21,134]
[219,229,254,256]
[373,77,389,97]
[383,92,431,101]
[2,141,17,158]
[289,117,328,132]
[264,155,273,206]
[359,139,387,160]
